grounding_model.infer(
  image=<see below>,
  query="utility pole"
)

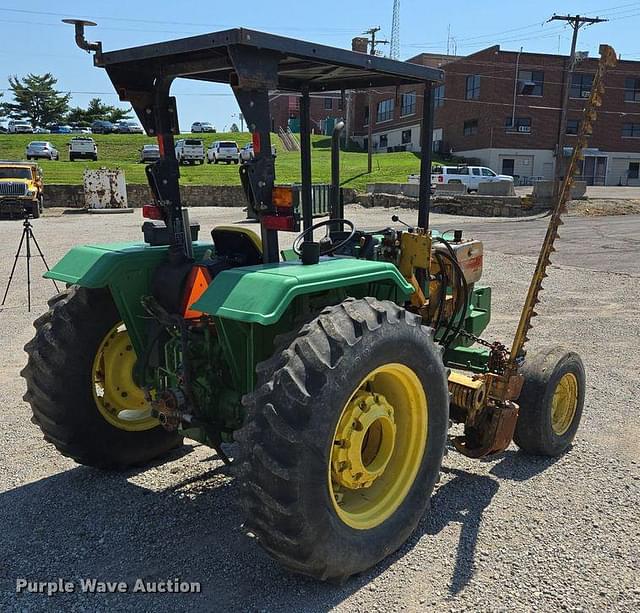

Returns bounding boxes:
[550,13,607,187]
[363,26,389,173]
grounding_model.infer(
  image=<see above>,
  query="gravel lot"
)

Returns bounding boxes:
[0,206,639,612]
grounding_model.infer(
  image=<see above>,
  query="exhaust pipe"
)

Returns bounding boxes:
[62,19,102,55]
[331,120,345,220]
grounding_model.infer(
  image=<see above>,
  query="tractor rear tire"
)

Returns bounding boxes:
[21,286,182,469]
[514,346,585,456]
[236,297,449,581]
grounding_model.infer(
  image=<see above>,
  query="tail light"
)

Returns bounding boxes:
[263,214,298,232]
[142,204,163,220]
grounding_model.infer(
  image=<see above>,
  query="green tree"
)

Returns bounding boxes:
[66,97,132,125]
[5,73,70,127]
[105,106,133,123]
[229,122,239,132]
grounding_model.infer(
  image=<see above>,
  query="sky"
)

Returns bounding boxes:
[1,1,639,129]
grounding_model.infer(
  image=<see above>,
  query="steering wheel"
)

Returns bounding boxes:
[292,218,356,256]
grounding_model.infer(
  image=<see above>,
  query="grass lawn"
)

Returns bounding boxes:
[0,132,436,191]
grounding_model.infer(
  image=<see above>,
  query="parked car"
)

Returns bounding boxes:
[207,140,239,164]
[26,141,59,161]
[69,136,98,161]
[8,120,33,134]
[115,121,144,134]
[33,127,51,134]
[91,120,115,134]
[50,124,72,134]
[239,142,277,161]
[70,126,92,134]
[175,138,205,165]
[191,121,216,133]
[139,144,161,163]
[409,165,514,192]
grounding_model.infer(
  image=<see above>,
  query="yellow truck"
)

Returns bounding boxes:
[0,161,44,218]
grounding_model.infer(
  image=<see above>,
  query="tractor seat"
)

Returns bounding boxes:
[210,226,263,266]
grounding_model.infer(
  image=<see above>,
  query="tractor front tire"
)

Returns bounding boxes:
[237,297,449,581]
[514,347,585,456]
[22,286,182,469]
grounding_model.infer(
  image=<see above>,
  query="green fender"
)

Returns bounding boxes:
[191,257,415,325]
[44,241,213,354]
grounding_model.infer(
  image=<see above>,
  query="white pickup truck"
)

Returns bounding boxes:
[69,136,98,161]
[175,139,205,165]
[409,165,513,192]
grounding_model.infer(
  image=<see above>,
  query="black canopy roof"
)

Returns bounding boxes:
[98,27,443,92]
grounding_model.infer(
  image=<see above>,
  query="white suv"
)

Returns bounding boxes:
[207,141,239,164]
[191,121,216,133]
[8,120,33,134]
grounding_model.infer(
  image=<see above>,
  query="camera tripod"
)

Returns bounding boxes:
[1,213,59,312]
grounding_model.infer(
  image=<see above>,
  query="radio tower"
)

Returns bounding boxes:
[390,0,400,59]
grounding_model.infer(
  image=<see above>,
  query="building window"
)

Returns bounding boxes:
[624,78,640,102]
[363,105,369,125]
[377,98,394,122]
[324,97,333,110]
[628,162,639,179]
[622,123,640,137]
[465,75,480,100]
[518,69,544,96]
[434,84,445,108]
[400,91,416,116]
[401,129,412,144]
[566,119,581,135]
[288,96,299,111]
[463,119,478,136]
[570,73,594,99]
[379,134,388,149]
[505,117,532,133]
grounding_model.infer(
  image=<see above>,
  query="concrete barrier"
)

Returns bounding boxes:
[44,184,357,209]
[532,180,587,200]
[366,183,419,198]
[434,183,467,195]
[477,180,516,196]
[355,191,548,217]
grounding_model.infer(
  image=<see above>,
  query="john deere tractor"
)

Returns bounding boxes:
[21,21,616,581]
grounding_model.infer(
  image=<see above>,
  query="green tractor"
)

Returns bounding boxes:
[22,21,615,581]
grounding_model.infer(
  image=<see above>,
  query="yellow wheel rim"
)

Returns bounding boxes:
[91,323,158,432]
[328,363,427,530]
[551,372,579,436]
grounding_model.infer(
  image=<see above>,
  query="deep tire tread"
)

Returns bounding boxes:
[22,286,182,469]
[237,297,448,581]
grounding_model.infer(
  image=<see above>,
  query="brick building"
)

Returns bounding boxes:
[269,91,344,134]
[350,45,640,186]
